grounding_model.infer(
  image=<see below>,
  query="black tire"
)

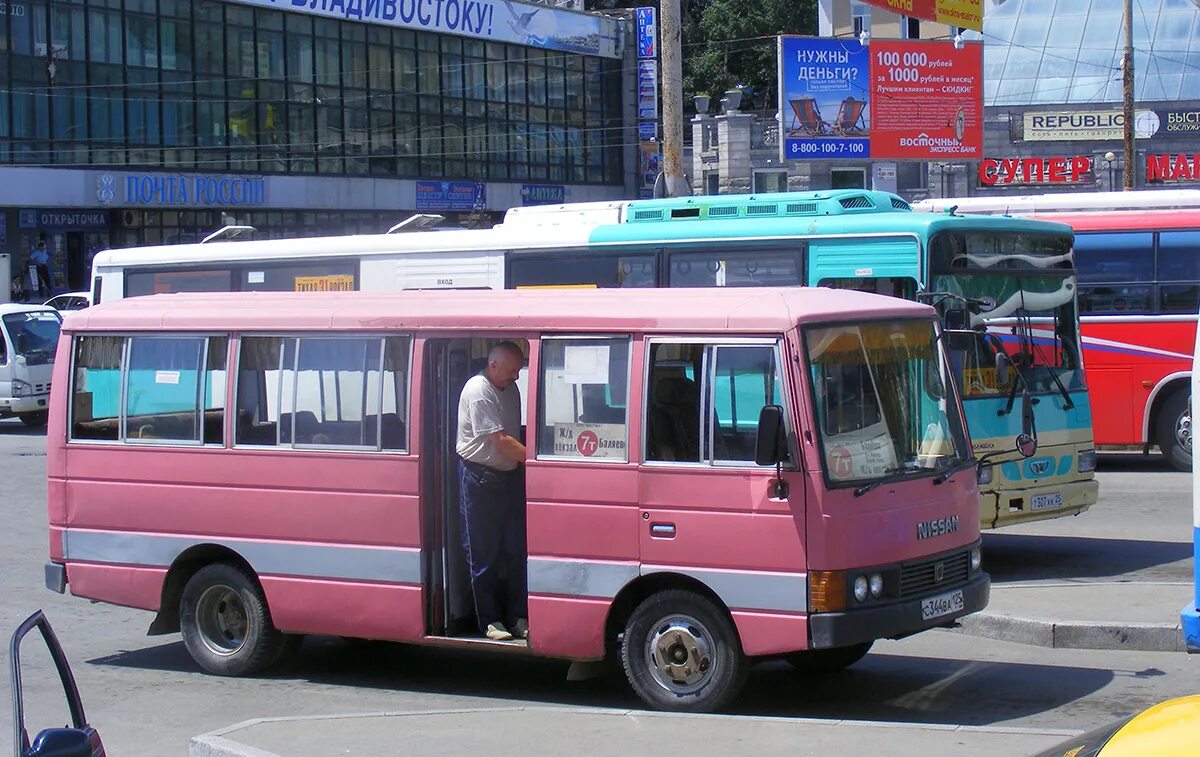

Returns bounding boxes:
[1155,387,1191,472]
[620,589,746,713]
[784,641,873,674]
[179,563,289,676]
[18,411,48,428]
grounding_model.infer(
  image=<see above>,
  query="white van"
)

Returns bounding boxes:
[0,304,62,427]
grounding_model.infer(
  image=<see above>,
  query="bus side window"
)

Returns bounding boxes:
[70,336,125,442]
[645,343,703,463]
[124,337,209,444]
[709,345,789,464]
[236,337,285,446]
[537,337,630,460]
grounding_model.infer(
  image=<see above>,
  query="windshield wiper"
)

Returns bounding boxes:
[933,457,976,485]
[854,465,925,497]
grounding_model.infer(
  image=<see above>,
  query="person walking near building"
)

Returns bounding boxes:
[455,341,528,641]
[29,240,51,298]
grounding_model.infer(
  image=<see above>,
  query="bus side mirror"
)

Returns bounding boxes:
[755,405,787,466]
[944,306,969,330]
[994,351,1009,387]
[944,330,975,352]
[24,728,95,757]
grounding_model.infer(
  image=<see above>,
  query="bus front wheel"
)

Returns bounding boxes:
[620,589,746,713]
[1155,387,1191,472]
[180,563,290,676]
[784,641,873,674]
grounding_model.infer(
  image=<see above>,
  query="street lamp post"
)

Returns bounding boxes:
[1102,151,1117,190]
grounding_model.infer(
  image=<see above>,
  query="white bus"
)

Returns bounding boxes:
[912,189,1200,215]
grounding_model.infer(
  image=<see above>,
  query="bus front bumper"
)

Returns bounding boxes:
[809,572,990,649]
[983,478,1098,529]
[0,393,50,415]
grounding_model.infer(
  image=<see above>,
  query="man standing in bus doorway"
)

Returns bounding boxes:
[29,239,52,299]
[456,341,529,641]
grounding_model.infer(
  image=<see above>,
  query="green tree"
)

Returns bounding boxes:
[682,0,817,110]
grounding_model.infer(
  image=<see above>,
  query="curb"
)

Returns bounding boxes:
[190,706,1080,757]
[952,611,1186,652]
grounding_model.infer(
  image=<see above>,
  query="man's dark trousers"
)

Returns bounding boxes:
[458,458,527,632]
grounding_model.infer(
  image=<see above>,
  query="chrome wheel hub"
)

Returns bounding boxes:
[196,585,249,657]
[1177,409,1192,454]
[644,614,715,694]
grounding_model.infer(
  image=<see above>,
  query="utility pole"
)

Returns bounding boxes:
[659,0,689,196]
[1122,0,1135,190]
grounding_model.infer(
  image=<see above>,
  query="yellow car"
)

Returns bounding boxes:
[1032,695,1200,756]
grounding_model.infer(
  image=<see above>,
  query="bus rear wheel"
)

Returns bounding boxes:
[18,412,48,428]
[1156,387,1191,472]
[180,563,289,676]
[620,589,746,713]
[784,641,873,674]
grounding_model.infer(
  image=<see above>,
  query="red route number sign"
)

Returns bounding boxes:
[576,430,600,456]
[869,40,983,160]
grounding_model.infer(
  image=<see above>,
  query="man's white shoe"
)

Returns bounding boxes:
[486,622,514,641]
[513,618,529,639]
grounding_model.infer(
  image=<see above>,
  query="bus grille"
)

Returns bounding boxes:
[746,204,777,216]
[34,382,51,394]
[786,202,819,214]
[708,206,738,217]
[898,551,969,598]
[632,209,663,221]
[890,197,912,211]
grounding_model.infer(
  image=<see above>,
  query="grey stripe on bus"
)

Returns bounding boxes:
[528,557,807,614]
[61,529,421,585]
[527,557,639,599]
[641,565,808,614]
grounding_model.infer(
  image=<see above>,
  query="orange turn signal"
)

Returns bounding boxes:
[809,570,846,613]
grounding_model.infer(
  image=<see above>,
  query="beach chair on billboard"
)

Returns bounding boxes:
[831,97,868,136]
[788,97,829,137]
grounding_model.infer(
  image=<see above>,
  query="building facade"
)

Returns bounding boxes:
[0,0,631,292]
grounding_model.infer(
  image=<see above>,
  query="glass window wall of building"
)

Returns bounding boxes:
[0,0,624,184]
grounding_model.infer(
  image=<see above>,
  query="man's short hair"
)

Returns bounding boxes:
[489,341,523,364]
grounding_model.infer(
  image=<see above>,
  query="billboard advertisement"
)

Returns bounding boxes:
[859,0,982,32]
[869,39,983,160]
[779,38,871,160]
[778,36,982,161]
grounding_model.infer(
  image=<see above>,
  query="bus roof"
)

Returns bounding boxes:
[913,189,1200,215]
[91,204,1071,270]
[1033,210,1200,232]
[62,287,935,334]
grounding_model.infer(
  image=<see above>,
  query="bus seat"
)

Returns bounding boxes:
[364,413,407,449]
[580,383,623,424]
[280,411,320,443]
[648,377,700,462]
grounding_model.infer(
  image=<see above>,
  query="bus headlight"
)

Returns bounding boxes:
[869,573,884,598]
[11,379,31,397]
[1078,449,1097,473]
[970,545,983,572]
[853,575,869,603]
[977,464,993,485]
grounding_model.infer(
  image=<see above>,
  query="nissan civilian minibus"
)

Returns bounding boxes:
[45,287,997,711]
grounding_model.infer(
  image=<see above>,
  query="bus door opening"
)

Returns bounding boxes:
[423,337,530,640]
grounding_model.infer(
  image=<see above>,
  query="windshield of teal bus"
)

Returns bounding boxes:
[805,319,969,485]
[2,311,62,366]
[930,231,1083,399]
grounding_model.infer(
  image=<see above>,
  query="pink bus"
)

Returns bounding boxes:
[46,287,991,711]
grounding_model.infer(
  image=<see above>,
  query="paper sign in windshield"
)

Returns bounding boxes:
[826,426,897,481]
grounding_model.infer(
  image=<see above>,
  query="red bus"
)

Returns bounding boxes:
[916,192,1200,470]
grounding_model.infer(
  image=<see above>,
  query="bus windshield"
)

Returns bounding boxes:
[930,231,1083,398]
[3,311,62,365]
[805,318,969,485]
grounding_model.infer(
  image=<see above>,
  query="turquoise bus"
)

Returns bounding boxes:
[89,189,1097,529]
